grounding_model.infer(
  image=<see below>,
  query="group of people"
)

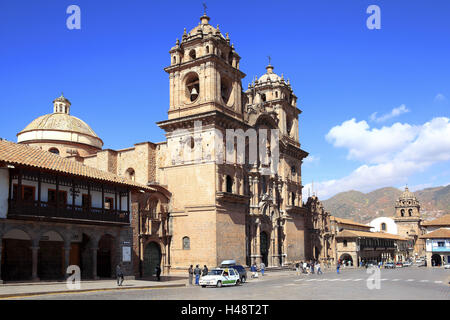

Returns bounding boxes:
[295,260,323,275]
[188,264,209,285]
[250,262,266,278]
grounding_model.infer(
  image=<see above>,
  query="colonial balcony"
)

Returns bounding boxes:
[8,200,130,225]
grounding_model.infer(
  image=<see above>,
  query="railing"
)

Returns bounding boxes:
[8,200,129,224]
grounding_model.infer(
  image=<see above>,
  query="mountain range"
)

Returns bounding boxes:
[321,185,450,224]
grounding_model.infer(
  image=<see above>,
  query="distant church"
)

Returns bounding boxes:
[369,187,426,259]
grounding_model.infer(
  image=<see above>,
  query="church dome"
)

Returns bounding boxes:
[17,94,103,153]
[20,113,100,138]
[399,186,416,200]
[257,64,283,83]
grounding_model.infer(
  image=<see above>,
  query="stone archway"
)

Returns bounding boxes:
[260,231,269,266]
[143,242,161,278]
[431,254,442,267]
[97,234,115,278]
[38,230,65,280]
[339,253,353,266]
[2,228,32,281]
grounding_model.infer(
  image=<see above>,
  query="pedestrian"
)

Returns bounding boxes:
[188,265,194,285]
[194,264,201,285]
[260,262,265,276]
[303,261,307,274]
[310,261,315,274]
[295,262,300,276]
[202,265,208,277]
[336,262,340,274]
[116,263,124,286]
[155,265,161,281]
[317,261,322,275]
[251,263,258,278]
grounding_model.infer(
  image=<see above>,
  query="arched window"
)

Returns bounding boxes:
[275,91,278,98]
[182,236,190,250]
[226,175,233,193]
[206,46,210,54]
[173,56,176,64]
[408,209,412,217]
[261,93,266,102]
[49,148,60,155]
[381,223,386,231]
[125,168,135,181]
[401,209,405,217]
[189,49,196,60]
[291,192,295,206]
[291,166,296,176]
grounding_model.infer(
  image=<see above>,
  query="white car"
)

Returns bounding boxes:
[444,263,450,270]
[199,268,241,288]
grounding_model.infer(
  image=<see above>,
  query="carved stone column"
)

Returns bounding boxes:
[31,240,40,281]
[91,246,99,280]
[255,218,261,265]
[64,241,72,276]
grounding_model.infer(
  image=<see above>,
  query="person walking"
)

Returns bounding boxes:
[188,265,194,285]
[295,262,300,276]
[336,261,340,274]
[194,264,201,285]
[155,265,161,281]
[260,262,266,276]
[202,265,208,278]
[310,261,315,274]
[251,263,258,278]
[303,261,307,274]
[116,263,124,286]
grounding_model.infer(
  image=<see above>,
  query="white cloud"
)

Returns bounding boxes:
[309,117,450,200]
[369,104,410,122]
[326,118,418,163]
[434,93,447,102]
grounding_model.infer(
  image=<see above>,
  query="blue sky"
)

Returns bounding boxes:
[1,0,449,199]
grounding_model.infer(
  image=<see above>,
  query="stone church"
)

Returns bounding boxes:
[11,13,328,277]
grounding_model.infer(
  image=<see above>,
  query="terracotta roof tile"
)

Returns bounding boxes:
[330,216,371,228]
[422,215,450,227]
[419,228,450,239]
[336,229,409,241]
[0,140,153,191]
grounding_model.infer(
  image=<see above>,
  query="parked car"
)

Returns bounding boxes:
[199,268,241,288]
[395,262,403,268]
[444,263,450,270]
[220,260,247,283]
[403,261,412,267]
[384,262,395,269]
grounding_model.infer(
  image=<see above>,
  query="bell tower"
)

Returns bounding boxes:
[164,13,246,120]
[394,186,425,256]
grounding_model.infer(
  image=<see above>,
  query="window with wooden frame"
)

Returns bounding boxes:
[48,189,67,207]
[104,197,114,210]
[12,185,36,202]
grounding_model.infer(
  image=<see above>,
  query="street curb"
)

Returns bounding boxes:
[0,283,186,299]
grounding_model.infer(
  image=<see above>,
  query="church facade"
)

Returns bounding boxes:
[6,13,336,280]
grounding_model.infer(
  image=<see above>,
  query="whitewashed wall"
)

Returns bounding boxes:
[10,178,129,211]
